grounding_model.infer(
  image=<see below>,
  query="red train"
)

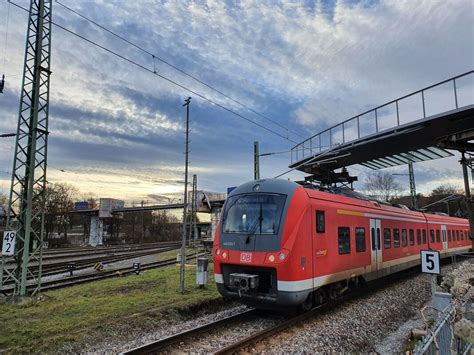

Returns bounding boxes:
[213,179,471,309]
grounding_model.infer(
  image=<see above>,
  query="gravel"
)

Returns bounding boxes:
[247,273,433,353]
[58,261,472,353]
[58,302,247,354]
[247,262,471,353]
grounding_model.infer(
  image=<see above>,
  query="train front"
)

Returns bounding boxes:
[213,179,312,308]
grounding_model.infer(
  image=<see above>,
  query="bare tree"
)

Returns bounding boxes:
[42,183,78,242]
[0,193,7,226]
[363,171,403,202]
[431,183,462,196]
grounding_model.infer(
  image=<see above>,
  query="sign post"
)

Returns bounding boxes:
[420,250,440,302]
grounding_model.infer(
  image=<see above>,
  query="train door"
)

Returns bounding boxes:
[370,219,382,274]
[441,224,448,253]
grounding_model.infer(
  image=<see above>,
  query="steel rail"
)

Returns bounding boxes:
[215,305,326,354]
[1,254,198,293]
[1,246,181,287]
[3,246,177,274]
[120,308,258,355]
[41,241,181,255]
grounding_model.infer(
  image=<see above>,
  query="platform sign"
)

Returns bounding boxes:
[2,231,16,256]
[420,250,440,274]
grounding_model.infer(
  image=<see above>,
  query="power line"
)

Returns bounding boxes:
[8,0,297,144]
[55,1,306,141]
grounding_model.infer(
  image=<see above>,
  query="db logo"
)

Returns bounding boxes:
[240,252,252,263]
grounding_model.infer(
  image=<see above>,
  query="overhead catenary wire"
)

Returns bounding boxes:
[55,0,306,140]
[8,0,298,144]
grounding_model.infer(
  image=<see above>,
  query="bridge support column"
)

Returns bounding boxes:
[89,216,103,246]
[460,152,474,249]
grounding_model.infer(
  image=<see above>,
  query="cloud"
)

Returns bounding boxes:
[0,0,472,201]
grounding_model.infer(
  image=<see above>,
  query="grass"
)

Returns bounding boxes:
[0,250,220,353]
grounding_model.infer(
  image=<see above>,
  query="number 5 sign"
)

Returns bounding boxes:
[2,231,17,257]
[420,250,440,274]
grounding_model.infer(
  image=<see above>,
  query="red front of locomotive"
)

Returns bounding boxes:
[213,179,314,308]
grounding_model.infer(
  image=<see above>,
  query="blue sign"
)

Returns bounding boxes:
[74,201,89,210]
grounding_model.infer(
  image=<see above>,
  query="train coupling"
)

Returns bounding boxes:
[229,273,259,293]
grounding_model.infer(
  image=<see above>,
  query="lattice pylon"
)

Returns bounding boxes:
[0,0,52,296]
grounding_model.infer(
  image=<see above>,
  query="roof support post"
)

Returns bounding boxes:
[460,152,474,249]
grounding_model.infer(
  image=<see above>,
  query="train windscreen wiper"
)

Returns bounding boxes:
[245,204,263,244]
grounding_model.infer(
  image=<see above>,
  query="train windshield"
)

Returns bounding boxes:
[222,194,286,235]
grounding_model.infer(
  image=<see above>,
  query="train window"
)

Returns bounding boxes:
[436,230,441,243]
[417,229,422,245]
[456,230,460,241]
[316,211,325,233]
[448,230,452,242]
[460,231,464,240]
[394,229,400,248]
[409,229,415,246]
[430,230,435,243]
[222,193,286,235]
[338,227,351,255]
[355,227,366,252]
[402,229,407,247]
[384,229,391,249]
[422,230,427,244]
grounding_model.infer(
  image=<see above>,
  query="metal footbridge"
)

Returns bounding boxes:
[289,71,473,173]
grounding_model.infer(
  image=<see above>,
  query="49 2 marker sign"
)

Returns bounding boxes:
[2,231,16,257]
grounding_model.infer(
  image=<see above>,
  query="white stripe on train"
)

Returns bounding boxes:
[214,246,471,292]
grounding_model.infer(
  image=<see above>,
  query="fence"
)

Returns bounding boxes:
[291,70,474,164]
[414,303,472,355]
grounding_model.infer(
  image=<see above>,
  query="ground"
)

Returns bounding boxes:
[0,250,220,354]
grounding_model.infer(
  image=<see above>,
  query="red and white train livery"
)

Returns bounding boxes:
[213,179,471,308]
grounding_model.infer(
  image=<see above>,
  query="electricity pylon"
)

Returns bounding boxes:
[0,0,52,296]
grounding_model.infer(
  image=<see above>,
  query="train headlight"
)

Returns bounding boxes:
[268,255,275,262]
[278,252,286,261]
[215,248,221,256]
[222,252,227,258]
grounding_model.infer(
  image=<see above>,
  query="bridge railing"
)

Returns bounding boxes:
[291,71,474,164]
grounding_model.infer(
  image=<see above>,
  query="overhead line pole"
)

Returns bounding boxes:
[0,0,52,297]
[192,174,198,245]
[408,162,417,210]
[254,142,260,180]
[179,97,191,293]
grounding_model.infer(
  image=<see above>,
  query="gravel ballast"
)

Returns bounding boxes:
[62,262,469,353]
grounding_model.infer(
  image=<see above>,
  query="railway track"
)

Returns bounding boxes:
[120,266,423,354]
[2,245,180,284]
[4,241,181,263]
[1,254,199,293]
[120,305,322,354]
[41,241,181,256]
[121,308,260,354]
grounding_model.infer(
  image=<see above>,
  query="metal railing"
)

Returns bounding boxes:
[414,303,472,355]
[291,70,474,164]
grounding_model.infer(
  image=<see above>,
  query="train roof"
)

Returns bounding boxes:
[228,179,469,225]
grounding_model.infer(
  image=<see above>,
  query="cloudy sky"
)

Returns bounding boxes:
[0,0,472,203]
